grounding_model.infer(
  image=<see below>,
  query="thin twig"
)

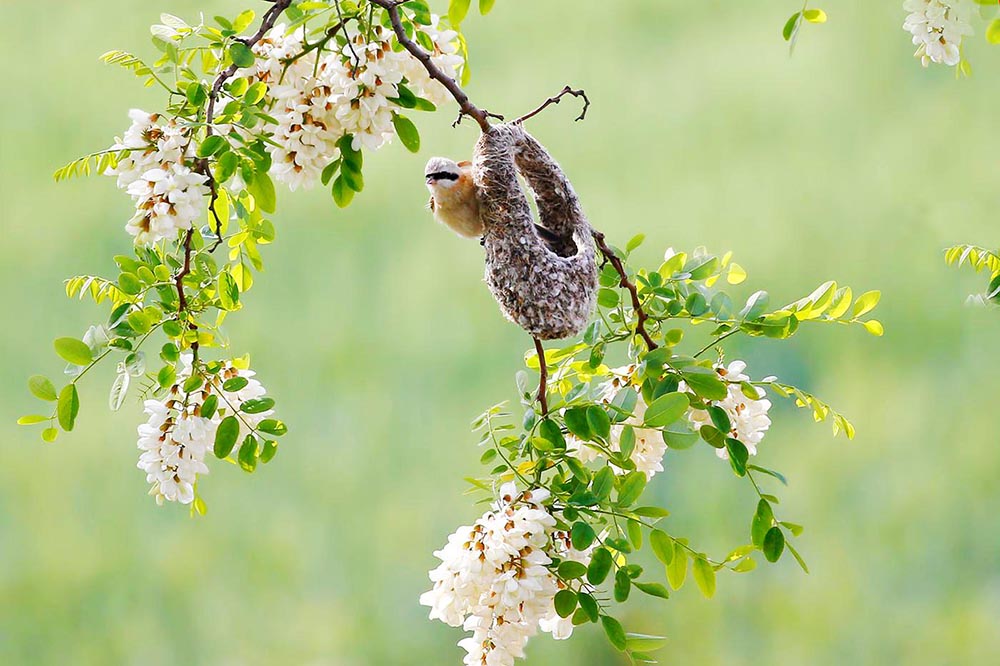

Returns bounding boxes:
[533,337,549,416]
[591,230,658,350]
[514,85,590,124]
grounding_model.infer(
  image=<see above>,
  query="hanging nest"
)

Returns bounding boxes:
[473,123,598,340]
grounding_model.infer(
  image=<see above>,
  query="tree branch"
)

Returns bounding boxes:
[591,230,658,350]
[514,86,590,124]
[533,337,549,416]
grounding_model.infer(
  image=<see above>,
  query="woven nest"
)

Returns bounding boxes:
[473,123,598,340]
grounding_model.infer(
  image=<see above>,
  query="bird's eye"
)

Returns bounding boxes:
[426,171,459,181]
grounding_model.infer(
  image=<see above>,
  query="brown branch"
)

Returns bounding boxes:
[514,86,590,125]
[533,337,549,416]
[371,0,500,132]
[591,230,658,351]
[177,0,294,358]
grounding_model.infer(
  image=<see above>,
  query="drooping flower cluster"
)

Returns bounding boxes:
[240,19,462,190]
[420,483,570,666]
[106,109,209,245]
[902,0,973,67]
[567,365,668,479]
[135,358,271,505]
[686,360,772,460]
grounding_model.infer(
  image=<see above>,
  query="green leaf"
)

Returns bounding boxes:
[238,434,258,472]
[751,499,774,546]
[258,419,287,436]
[538,418,565,449]
[763,527,785,562]
[557,560,588,580]
[332,175,354,208]
[186,81,207,106]
[57,384,79,431]
[448,0,471,25]
[218,271,240,311]
[666,543,687,590]
[682,368,727,401]
[851,290,880,317]
[988,19,1000,45]
[650,530,674,565]
[214,416,240,458]
[692,557,716,598]
[578,592,599,622]
[17,414,49,425]
[54,338,93,366]
[564,407,593,440]
[118,272,142,295]
[241,397,274,414]
[597,288,620,308]
[601,615,628,652]
[479,0,496,14]
[571,521,596,551]
[643,392,690,428]
[803,8,827,23]
[260,439,278,463]
[42,427,59,442]
[391,113,420,152]
[786,541,810,574]
[223,376,249,392]
[726,438,749,477]
[197,135,227,158]
[228,41,255,67]
[617,471,646,507]
[782,12,801,41]
[587,547,613,585]
[586,405,611,441]
[201,394,218,420]
[29,375,57,401]
[614,568,631,602]
[250,171,276,213]
[634,582,669,599]
[633,506,670,518]
[554,589,577,618]
[591,466,615,501]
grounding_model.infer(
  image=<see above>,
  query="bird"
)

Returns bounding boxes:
[424,155,575,255]
[424,157,483,239]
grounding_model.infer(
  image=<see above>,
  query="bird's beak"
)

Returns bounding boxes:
[425,175,436,185]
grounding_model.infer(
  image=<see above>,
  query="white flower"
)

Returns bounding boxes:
[135,356,273,504]
[420,483,562,666]
[136,399,212,505]
[567,366,668,480]
[124,163,209,245]
[902,0,973,67]
[686,361,772,460]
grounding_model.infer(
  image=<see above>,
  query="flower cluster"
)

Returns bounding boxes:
[107,109,209,245]
[135,358,271,505]
[241,19,462,190]
[686,361,772,460]
[902,0,973,67]
[420,483,570,666]
[567,365,667,479]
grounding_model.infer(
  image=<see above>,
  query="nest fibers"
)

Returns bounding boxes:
[473,123,598,340]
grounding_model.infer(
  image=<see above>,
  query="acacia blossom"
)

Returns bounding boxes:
[686,360,772,460]
[238,17,464,189]
[420,483,569,666]
[107,110,208,245]
[567,366,668,479]
[135,357,272,504]
[902,0,973,67]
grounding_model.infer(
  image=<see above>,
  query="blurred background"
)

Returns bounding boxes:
[2,1,999,664]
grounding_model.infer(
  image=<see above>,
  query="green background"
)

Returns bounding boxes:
[2,1,998,664]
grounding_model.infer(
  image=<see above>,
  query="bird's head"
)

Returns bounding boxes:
[424,157,462,192]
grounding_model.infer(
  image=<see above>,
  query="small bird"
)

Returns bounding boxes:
[424,156,574,255]
[425,157,484,239]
